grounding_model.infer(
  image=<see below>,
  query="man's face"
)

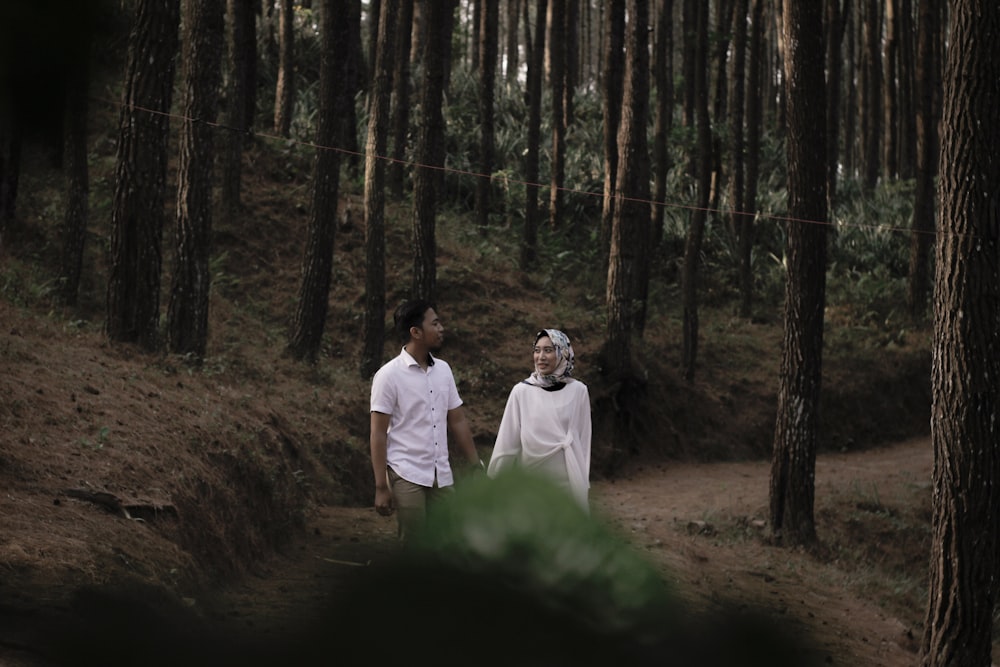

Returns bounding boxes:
[416,308,445,349]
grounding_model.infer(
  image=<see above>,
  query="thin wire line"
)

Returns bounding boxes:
[100,96,945,240]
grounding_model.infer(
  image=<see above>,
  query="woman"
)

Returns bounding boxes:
[487,329,592,511]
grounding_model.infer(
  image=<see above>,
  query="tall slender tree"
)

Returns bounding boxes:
[219,0,256,225]
[681,0,710,382]
[824,0,849,207]
[505,0,520,81]
[906,0,939,323]
[882,0,899,179]
[728,0,748,263]
[287,0,348,362]
[650,0,673,250]
[859,0,881,190]
[738,0,765,319]
[273,0,294,137]
[604,0,650,373]
[360,0,399,379]
[106,0,180,349]
[598,0,625,268]
[475,0,499,232]
[388,0,414,199]
[410,0,454,300]
[920,2,1000,662]
[520,0,547,269]
[769,0,828,546]
[166,0,225,358]
[548,0,567,229]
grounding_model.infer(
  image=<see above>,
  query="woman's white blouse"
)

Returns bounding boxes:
[487,380,592,510]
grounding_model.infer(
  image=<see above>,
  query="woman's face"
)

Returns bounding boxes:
[533,336,557,374]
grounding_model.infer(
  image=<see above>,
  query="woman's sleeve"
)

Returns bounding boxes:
[575,384,592,485]
[487,387,522,477]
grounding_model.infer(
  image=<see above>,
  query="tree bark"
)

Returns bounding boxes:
[220,0,256,225]
[287,0,347,362]
[599,0,625,270]
[605,0,650,374]
[409,0,453,301]
[681,0,709,382]
[906,0,938,324]
[475,0,499,232]
[166,0,225,358]
[106,0,180,349]
[651,0,673,251]
[520,0,547,269]
[920,2,1000,661]
[360,0,399,379]
[739,0,765,319]
[548,0,566,229]
[882,0,898,179]
[860,0,881,190]
[505,0,520,81]
[769,0,827,546]
[388,0,414,199]
[729,0,748,275]
[273,0,294,137]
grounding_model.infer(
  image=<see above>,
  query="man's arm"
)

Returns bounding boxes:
[370,411,394,515]
[447,405,482,467]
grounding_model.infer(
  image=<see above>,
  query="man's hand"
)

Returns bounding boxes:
[375,485,394,516]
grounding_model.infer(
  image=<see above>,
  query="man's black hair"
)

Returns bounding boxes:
[393,300,437,343]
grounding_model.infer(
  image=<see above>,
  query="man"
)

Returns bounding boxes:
[369,300,482,539]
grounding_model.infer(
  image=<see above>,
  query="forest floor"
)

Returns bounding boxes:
[0,137,957,665]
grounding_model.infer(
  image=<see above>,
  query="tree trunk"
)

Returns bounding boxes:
[710,0,734,221]
[475,0,499,232]
[605,0,650,374]
[920,3,1000,660]
[681,0,709,382]
[521,0,547,269]
[769,0,827,547]
[410,0,453,301]
[906,0,938,324]
[824,0,849,207]
[729,0,748,275]
[896,0,916,179]
[273,0,294,137]
[343,0,364,175]
[388,0,414,199]
[860,0,881,190]
[287,0,347,362]
[599,0,625,270]
[548,0,566,229]
[106,0,180,349]
[220,0,255,225]
[360,0,398,379]
[739,0,765,319]
[563,0,578,128]
[166,0,225,359]
[505,0,520,81]
[59,58,90,307]
[843,4,857,177]
[882,0,898,179]
[651,0,673,251]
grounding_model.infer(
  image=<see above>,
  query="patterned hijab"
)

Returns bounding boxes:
[525,329,575,388]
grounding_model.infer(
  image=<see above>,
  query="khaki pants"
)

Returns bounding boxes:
[388,467,452,541]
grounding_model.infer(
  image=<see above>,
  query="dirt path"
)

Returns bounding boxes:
[201,438,931,666]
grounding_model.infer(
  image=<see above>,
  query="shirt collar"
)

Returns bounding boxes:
[400,347,435,367]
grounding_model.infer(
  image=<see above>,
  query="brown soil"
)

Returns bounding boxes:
[0,138,942,665]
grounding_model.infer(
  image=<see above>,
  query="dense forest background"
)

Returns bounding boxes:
[2,0,1000,664]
